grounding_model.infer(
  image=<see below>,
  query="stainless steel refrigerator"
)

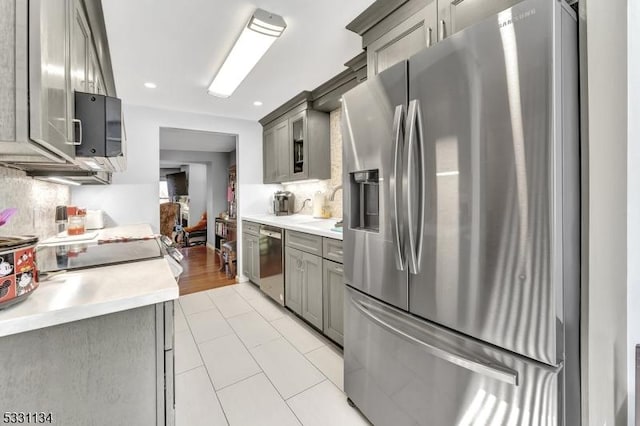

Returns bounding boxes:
[341,0,580,425]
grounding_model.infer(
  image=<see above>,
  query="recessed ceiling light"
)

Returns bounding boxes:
[144,82,157,89]
[253,101,263,106]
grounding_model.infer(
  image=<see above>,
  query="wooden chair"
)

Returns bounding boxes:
[219,240,237,278]
[159,203,179,238]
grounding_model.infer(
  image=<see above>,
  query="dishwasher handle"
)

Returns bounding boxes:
[260,229,282,239]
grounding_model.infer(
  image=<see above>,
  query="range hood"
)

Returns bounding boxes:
[75,154,126,174]
[73,92,126,173]
[22,163,112,185]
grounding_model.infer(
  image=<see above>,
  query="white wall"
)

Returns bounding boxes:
[584,0,629,424]
[628,0,640,424]
[186,163,206,226]
[72,104,280,275]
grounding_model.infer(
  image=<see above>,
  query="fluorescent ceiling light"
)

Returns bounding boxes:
[47,177,81,186]
[253,101,263,106]
[144,82,157,89]
[208,9,286,98]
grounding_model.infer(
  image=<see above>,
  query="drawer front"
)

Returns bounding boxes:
[242,221,260,235]
[323,238,343,263]
[286,230,323,256]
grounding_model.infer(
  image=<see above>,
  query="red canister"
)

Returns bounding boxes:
[0,236,39,309]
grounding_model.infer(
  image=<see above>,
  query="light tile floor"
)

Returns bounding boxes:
[174,282,370,426]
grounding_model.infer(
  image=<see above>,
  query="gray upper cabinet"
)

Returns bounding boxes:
[0,0,116,170]
[262,118,289,184]
[263,126,277,183]
[28,0,75,161]
[366,1,436,76]
[438,0,524,41]
[348,0,523,79]
[274,119,290,182]
[260,92,330,184]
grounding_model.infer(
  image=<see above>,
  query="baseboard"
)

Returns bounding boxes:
[206,242,216,251]
[237,275,249,283]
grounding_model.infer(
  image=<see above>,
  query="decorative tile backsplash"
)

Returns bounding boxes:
[282,107,343,218]
[0,166,70,240]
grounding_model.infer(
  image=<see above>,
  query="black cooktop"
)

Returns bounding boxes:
[37,238,164,273]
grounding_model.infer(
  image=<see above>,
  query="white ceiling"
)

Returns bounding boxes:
[160,127,236,152]
[102,0,374,121]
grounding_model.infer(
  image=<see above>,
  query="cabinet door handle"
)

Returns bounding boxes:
[335,250,343,255]
[427,27,433,47]
[439,20,446,40]
[67,119,82,146]
[335,267,343,273]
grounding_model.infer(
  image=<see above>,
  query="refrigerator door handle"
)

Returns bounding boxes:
[351,296,519,386]
[406,100,426,274]
[391,104,406,271]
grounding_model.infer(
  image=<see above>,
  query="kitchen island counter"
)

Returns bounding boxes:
[0,223,178,338]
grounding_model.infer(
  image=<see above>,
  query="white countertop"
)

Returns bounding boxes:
[241,214,343,240]
[0,224,179,338]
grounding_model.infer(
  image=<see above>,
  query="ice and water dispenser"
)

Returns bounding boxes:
[348,170,380,232]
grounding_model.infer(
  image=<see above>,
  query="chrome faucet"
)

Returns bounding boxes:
[329,185,343,201]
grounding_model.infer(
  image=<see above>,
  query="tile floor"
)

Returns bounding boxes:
[174,282,370,426]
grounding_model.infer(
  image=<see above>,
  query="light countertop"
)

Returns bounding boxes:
[241,214,343,240]
[0,224,179,338]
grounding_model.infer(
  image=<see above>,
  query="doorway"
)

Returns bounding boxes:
[158,127,238,295]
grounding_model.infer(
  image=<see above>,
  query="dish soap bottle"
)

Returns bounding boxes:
[312,191,326,218]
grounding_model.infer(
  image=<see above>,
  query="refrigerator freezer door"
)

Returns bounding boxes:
[342,61,409,310]
[407,0,577,365]
[345,287,563,426]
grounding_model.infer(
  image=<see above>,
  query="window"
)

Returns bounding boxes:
[159,181,169,204]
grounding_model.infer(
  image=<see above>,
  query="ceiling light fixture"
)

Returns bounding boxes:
[47,177,81,186]
[253,101,263,106]
[144,82,157,89]
[208,9,286,98]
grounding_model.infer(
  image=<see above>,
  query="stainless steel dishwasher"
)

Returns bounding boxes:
[259,225,284,305]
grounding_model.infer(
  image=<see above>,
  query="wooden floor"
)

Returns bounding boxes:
[178,245,236,296]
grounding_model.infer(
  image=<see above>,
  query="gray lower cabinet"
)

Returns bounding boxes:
[250,234,260,283]
[242,232,260,284]
[242,232,251,278]
[285,246,304,315]
[323,259,344,346]
[284,246,323,330]
[301,251,323,330]
[0,302,175,425]
[285,233,344,342]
